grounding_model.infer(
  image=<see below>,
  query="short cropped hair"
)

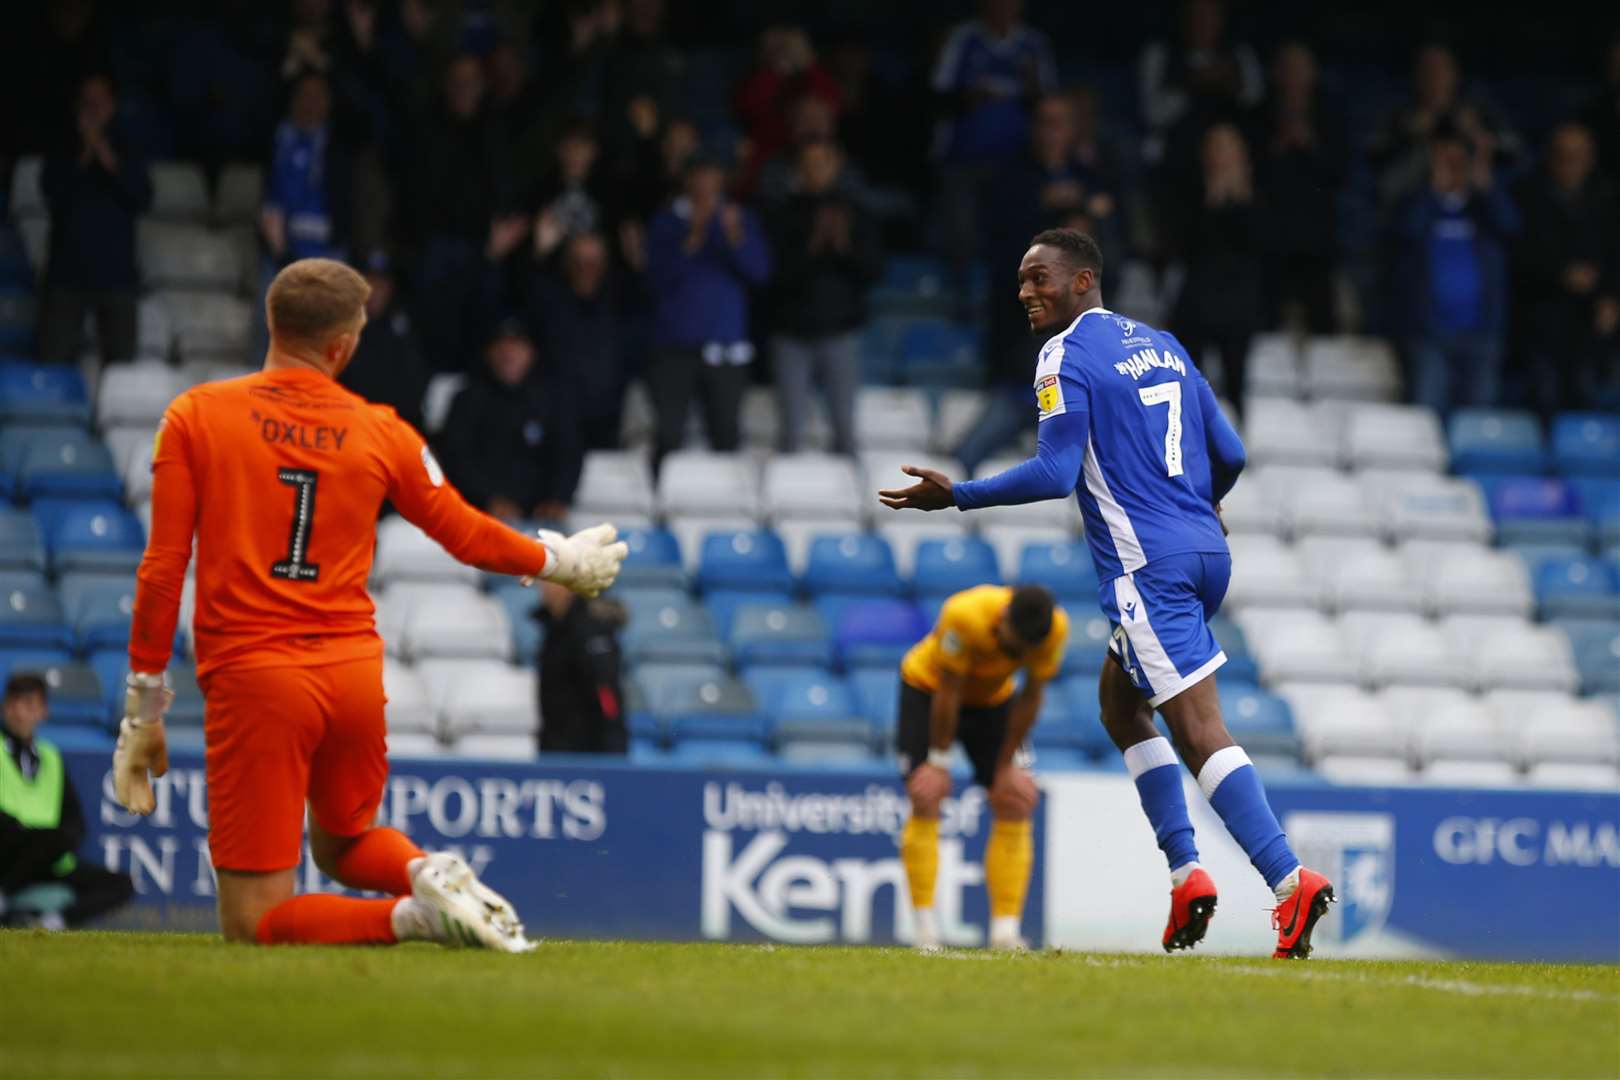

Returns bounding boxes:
[1029,227,1104,280]
[1006,585,1055,645]
[4,672,48,702]
[266,258,371,347]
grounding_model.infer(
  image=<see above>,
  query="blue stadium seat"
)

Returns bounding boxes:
[1058,614,1114,678]
[849,667,901,730]
[1448,409,1546,475]
[615,526,685,589]
[1560,621,1620,695]
[0,360,90,426]
[628,734,668,763]
[695,530,793,593]
[869,255,952,318]
[743,667,859,727]
[0,647,74,688]
[631,661,724,741]
[0,508,45,571]
[1208,613,1261,684]
[1505,542,1586,577]
[911,537,999,598]
[490,582,540,664]
[1017,541,1100,601]
[0,288,36,353]
[620,595,726,666]
[1035,678,1110,758]
[1570,478,1620,546]
[24,661,105,726]
[802,533,901,596]
[1552,413,1620,477]
[825,596,926,670]
[898,321,981,388]
[1535,557,1620,620]
[860,316,912,383]
[0,573,72,649]
[1482,476,1590,546]
[703,588,794,640]
[57,572,139,653]
[653,674,767,745]
[665,739,774,768]
[729,602,833,668]
[1,427,119,500]
[1219,683,1299,760]
[776,728,880,766]
[33,499,145,575]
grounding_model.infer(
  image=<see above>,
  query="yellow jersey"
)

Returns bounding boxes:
[899,585,1069,707]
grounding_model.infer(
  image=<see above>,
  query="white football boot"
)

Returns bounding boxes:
[402,852,536,953]
[987,915,1029,952]
[911,907,943,953]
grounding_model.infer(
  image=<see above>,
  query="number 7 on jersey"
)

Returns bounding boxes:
[1137,382,1184,477]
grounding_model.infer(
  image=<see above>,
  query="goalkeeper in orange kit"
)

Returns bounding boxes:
[113,258,627,950]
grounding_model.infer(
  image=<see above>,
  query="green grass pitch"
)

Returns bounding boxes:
[4,931,1617,1078]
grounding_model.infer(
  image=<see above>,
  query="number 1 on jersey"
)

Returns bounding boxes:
[1137,382,1184,477]
[270,468,321,582]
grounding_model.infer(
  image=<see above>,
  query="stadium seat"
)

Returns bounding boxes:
[1225,536,1318,609]
[373,582,474,655]
[1058,614,1114,678]
[94,361,190,429]
[421,373,465,435]
[1420,760,1521,787]
[611,526,685,589]
[744,667,859,726]
[911,537,999,598]
[870,255,952,317]
[1217,475,1285,537]
[1448,409,1546,475]
[1014,540,1098,601]
[620,594,726,666]
[1534,557,1620,620]
[1505,541,1586,579]
[1343,404,1446,472]
[1366,472,1491,543]
[163,661,207,727]
[1570,477,1620,547]
[0,287,35,353]
[1236,608,1357,683]
[138,222,240,291]
[898,320,980,387]
[1524,762,1620,789]
[1302,337,1400,402]
[38,499,145,575]
[729,602,832,668]
[702,589,795,643]
[1219,684,1298,759]
[666,517,763,578]
[400,591,511,661]
[1242,399,1341,470]
[776,729,879,766]
[158,290,252,362]
[1424,546,1534,618]
[1316,755,1416,785]
[381,658,436,735]
[1512,700,1620,768]
[56,572,137,652]
[434,662,538,738]
[1562,621,1620,695]
[0,573,72,651]
[932,390,988,454]
[134,295,174,362]
[659,451,761,518]
[447,734,536,760]
[386,731,447,757]
[876,519,977,579]
[372,516,482,587]
[695,530,793,593]
[147,161,210,221]
[1412,699,1513,767]
[1244,333,1301,399]
[490,583,541,664]
[212,163,263,226]
[1551,413,1620,477]
[1264,467,1380,540]
[648,672,766,746]
[1304,539,1421,614]
[1284,686,1406,762]
[849,667,901,730]
[665,739,774,767]
[9,156,45,218]
[1482,475,1589,547]
[0,509,45,572]
[762,454,863,521]
[802,533,902,597]
[1455,619,1579,694]
[0,359,90,426]
[2,427,120,501]
[574,450,656,519]
[823,596,925,670]
[1341,612,1467,690]
[0,646,75,688]
[7,660,103,726]
[853,387,933,451]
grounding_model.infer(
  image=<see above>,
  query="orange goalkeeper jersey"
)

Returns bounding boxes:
[129,366,551,679]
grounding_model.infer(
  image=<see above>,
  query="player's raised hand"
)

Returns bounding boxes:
[878,465,955,512]
[113,672,174,815]
[529,523,629,598]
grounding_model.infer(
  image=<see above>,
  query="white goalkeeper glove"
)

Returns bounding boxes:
[525,523,629,598]
[113,671,175,815]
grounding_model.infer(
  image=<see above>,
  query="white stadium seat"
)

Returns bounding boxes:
[375,583,481,656]
[1242,399,1341,469]
[1303,337,1401,402]
[374,516,482,587]
[1452,619,1579,693]
[1420,760,1521,787]
[763,453,863,521]
[135,295,175,362]
[139,222,241,291]
[421,373,466,435]
[877,519,978,578]
[1525,762,1620,790]
[932,390,988,454]
[1413,700,1513,765]
[449,733,536,760]
[385,731,447,758]
[157,290,252,362]
[1303,539,1421,614]
[854,387,932,450]
[1237,608,1357,683]
[1244,333,1301,399]
[1366,472,1490,544]
[574,450,656,519]
[1266,468,1379,539]
[1317,755,1417,785]
[1283,685,1407,761]
[1342,611,1467,690]
[103,426,157,479]
[382,658,436,734]
[96,361,192,429]
[1377,685,1474,730]
[659,451,762,518]
[401,592,511,661]
[213,163,263,226]
[1217,476,1285,537]
[1344,404,1447,472]
[1425,548,1534,618]
[147,162,210,221]
[436,662,539,737]
[1506,700,1620,767]
[1225,536,1319,609]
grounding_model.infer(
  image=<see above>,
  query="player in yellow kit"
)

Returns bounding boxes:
[896,584,1067,950]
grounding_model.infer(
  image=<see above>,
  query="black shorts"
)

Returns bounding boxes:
[897,680,1012,790]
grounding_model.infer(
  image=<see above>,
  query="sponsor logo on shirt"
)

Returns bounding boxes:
[1035,374,1061,414]
[421,446,445,487]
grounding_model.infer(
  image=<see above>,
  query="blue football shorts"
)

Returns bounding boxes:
[1098,551,1231,706]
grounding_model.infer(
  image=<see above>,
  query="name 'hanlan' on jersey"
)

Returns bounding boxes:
[1032,308,1230,583]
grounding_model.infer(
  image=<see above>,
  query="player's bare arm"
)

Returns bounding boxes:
[908,668,964,812]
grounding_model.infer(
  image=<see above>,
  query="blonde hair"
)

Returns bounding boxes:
[266,258,371,348]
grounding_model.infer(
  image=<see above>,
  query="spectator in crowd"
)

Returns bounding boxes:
[260,71,353,269]
[1514,123,1618,417]
[38,72,152,366]
[534,581,627,755]
[1167,122,1267,411]
[733,26,841,196]
[823,34,929,198]
[643,157,771,469]
[930,0,1057,272]
[530,119,611,263]
[753,93,867,209]
[765,139,884,455]
[595,0,688,163]
[961,91,1120,472]
[407,51,523,370]
[1581,34,1620,180]
[1394,123,1520,417]
[439,317,584,523]
[1255,41,1349,332]
[1138,0,1263,166]
[338,249,429,433]
[6,0,116,157]
[621,113,700,222]
[1370,43,1522,210]
[488,38,551,198]
[530,230,643,450]
[1,673,134,931]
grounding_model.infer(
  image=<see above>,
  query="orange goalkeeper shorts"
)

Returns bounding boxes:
[201,656,388,872]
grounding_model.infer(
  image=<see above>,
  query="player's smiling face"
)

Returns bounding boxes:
[1017,245,1082,334]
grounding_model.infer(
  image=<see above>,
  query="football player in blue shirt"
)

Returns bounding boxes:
[879,227,1335,959]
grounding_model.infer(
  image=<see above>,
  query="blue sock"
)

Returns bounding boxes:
[1123,737,1199,873]
[1199,746,1300,890]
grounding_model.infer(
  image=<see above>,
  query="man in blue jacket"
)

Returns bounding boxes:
[643,157,771,470]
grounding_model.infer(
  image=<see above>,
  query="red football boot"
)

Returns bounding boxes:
[1162,867,1218,952]
[1271,867,1335,959]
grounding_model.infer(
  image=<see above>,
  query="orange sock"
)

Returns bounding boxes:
[256,894,399,945]
[331,827,423,896]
